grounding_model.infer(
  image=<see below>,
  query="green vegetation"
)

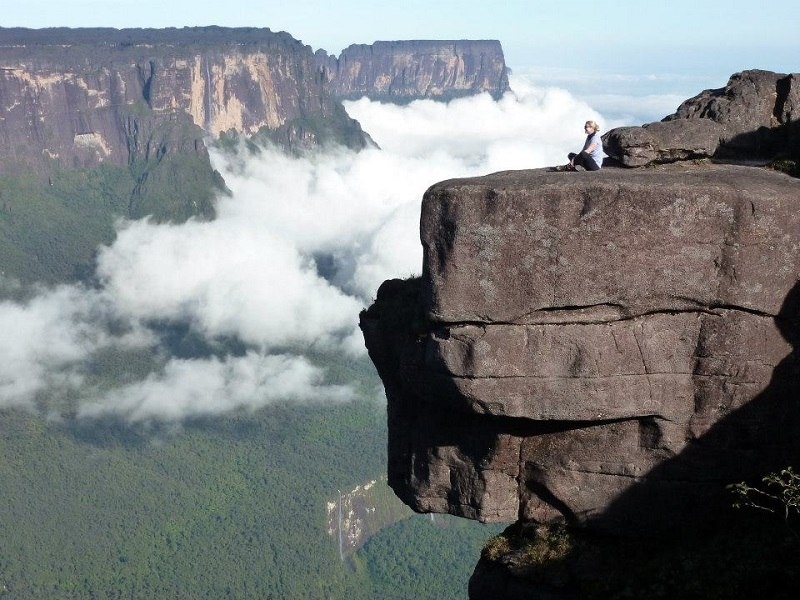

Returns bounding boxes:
[0,402,373,598]
[355,514,504,600]
[0,150,220,285]
[0,167,128,283]
[126,149,223,224]
[217,102,368,157]
[479,513,799,599]
[263,101,368,152]
[483,522,572,565]
[0,350,502,599]
[730,467,800,532]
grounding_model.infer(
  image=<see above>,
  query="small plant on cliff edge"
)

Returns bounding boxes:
[729,466,800,538]
[768,159,800,178]
[482,522,573,566]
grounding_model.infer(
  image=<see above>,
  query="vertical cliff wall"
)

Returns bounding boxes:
[0,28,511,284]
[0,30,512,178]
[361,164,800,536]
[316,40,510,102]
[0,27,368,176]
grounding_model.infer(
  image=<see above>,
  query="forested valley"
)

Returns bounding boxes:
[0,352,502,598]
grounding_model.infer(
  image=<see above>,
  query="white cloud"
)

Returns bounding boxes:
[96,217,362,350]
[511,67,711,125]
[344,77,604,172]
[0,73,686,421]
[0,284,152,408]
[79,352,354,422]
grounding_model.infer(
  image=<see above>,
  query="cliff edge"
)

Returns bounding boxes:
[362,162,800,533]
[360,67,800,597]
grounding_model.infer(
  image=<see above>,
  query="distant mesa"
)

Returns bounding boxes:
[0,27,510,176]
[315,40,510,103]
[0,26,510,285]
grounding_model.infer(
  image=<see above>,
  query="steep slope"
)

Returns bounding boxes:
[0,26,368,177]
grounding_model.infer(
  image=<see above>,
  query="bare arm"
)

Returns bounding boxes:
[583,134,598,153]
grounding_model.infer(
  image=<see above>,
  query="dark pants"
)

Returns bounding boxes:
[568,151,600,171]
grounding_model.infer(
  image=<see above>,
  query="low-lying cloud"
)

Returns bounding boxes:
[0,72,658,422]
[514,65,717,124]
[0,285,152,409]
[79,352,354,422]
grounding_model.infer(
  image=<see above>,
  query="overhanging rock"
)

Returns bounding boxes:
[360,163,800,534]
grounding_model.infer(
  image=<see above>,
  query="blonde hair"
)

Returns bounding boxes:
[585,120,600,132]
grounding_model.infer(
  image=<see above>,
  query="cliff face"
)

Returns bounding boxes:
[316,40,510,102]
[0,30,511,178]
[0,28,510,285]
[0,27,368,176]
[361,163,800,536]
[326,477,413,556]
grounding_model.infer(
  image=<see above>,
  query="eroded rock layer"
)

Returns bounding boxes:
[361,163,800,534]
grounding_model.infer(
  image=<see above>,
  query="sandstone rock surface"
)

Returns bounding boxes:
[361,163,800,534]
[602,119,722,167]
[603,70,800,166]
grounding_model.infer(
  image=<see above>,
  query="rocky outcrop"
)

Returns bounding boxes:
[603,70,800,166]
[316,40,510,103]
[360,163,800,537]
[0,27,369,176]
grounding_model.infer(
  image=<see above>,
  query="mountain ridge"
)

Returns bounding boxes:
[0,27,509,284]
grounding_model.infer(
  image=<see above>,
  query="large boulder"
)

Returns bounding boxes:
[603,70,800,166]
[360,164,800,535]
[602,119,722,166]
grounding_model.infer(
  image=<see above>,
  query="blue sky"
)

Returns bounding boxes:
[4,0,798,77]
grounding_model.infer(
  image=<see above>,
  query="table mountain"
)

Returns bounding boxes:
[316,40,509,103]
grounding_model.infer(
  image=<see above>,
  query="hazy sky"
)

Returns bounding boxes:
[4,0,799,75]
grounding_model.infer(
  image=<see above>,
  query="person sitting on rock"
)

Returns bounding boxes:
[556,120,603,171]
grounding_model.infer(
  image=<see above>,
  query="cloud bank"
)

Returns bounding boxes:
[0,73,657,421]
[79,352,354,422]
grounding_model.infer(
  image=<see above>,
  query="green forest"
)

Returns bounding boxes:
[0,90,506,598]
[0,352,503,599]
